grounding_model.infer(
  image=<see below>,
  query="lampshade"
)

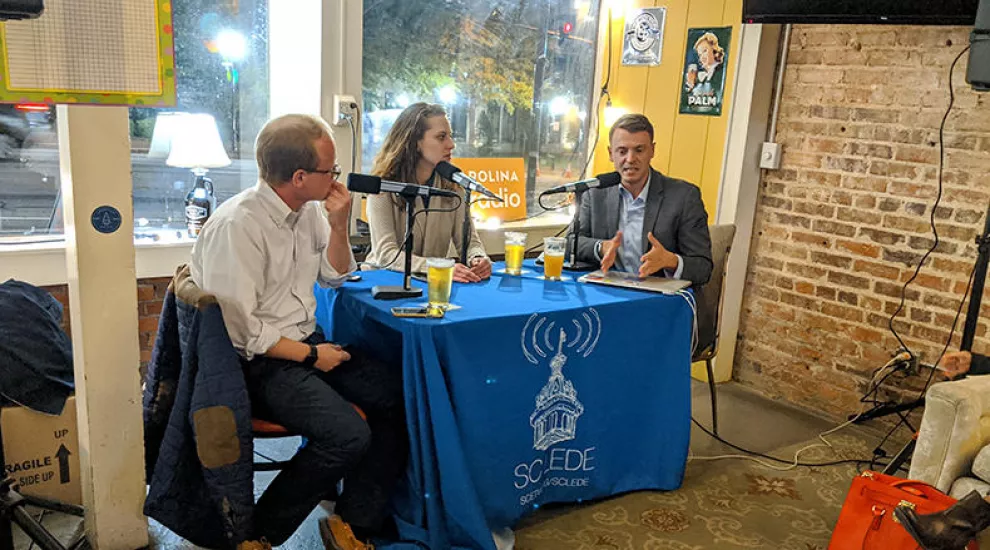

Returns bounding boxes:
[147,112,181,159]
[166,113,232,169]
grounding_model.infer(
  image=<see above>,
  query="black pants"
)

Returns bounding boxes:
[242,334,407,545]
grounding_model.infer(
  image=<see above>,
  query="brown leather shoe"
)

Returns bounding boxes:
[319,515,375,550]
[236,539,272,550]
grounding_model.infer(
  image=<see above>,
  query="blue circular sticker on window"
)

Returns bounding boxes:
[91,206,122,234]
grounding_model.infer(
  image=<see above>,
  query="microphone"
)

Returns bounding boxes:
[434,161,504,202]
[347,173,459,199]
[540,172,622,195]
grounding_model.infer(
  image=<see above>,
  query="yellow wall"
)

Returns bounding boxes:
[592,0,743,215]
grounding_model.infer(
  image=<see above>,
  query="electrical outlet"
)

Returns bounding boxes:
[760,142,782,170]
[333,94,357,126]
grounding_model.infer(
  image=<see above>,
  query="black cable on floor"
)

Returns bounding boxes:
[690,416,907,471]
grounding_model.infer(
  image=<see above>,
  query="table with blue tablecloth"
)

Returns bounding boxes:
[314,261,694,550]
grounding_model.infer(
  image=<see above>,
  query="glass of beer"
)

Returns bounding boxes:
[504,232,527,275]
[427,257,455,309]
[543,237,566,281]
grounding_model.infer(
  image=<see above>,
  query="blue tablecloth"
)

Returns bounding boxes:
[314,261,693,550]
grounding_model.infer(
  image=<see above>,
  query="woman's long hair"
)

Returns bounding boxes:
[370,102,455,208]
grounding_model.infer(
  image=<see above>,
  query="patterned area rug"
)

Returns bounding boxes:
[515,434,873,550]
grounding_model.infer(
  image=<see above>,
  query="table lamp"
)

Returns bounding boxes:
[165,114,231,237]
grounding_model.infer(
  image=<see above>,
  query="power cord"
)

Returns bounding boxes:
[886,45,969,362]
[690,354,914,471]
[863,46,978,466]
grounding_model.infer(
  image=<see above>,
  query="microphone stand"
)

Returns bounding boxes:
[564,189,597,272]
[880,201,990,475]
[371,193,424,300]
[460,187,472,265]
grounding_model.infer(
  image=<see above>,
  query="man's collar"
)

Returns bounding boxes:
[620,172,651,202]
[256,180,294,227]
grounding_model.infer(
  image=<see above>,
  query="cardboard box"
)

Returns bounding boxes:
[1,396,81,505]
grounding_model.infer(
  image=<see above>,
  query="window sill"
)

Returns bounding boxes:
[0,213,573,286]
[0,238,194,286]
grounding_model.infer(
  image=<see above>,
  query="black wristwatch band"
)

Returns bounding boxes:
[302,344,318,367]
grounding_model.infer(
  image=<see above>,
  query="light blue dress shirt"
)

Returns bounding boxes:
[598,174,684,277]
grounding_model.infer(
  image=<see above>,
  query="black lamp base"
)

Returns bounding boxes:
[371,285,423,300]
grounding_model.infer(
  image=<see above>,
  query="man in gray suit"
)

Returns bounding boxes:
[575,114,713,285]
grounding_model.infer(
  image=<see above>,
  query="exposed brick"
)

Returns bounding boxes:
[883,248,922,266]
[795,281,815,295]
[772,212,812,229]
[853,260,901,280]
[878,198,903,212]
[792,231,832,248]
[859,228,905,246]
[955,209,985,224]
[786,262,828,280]
[736,26,990,422]
[837,208,881,225]
[875,281,920,301]
[138,285,155,302]
[811,251,853,269]
[827,271,870,289]
[817,286,838,301]
[837,291,858,306]
[883,215,932,234]
[794,201,836,218]
[813,219,858,238]
[836,240,880,258]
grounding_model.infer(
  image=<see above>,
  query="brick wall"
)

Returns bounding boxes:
[42,277,172,374]
[734,25,990,419]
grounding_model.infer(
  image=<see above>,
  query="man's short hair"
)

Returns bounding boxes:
[609,113,654,142]
[255,114,334,186]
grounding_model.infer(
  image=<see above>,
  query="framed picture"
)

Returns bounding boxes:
[679,27,732,116]
[621,8,666,66]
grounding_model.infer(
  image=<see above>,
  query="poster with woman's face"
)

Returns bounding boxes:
[679,27,732,116]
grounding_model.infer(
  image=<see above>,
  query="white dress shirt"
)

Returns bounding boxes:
[190,181,356,359]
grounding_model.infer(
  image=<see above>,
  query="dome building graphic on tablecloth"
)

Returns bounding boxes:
[521,309,601,451]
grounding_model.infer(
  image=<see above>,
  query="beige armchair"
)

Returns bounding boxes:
[910,375,990,499]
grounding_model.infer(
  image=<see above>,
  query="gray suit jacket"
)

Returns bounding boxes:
[574,168,713,285]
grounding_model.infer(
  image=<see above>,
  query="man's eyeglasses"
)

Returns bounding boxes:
[307,164,342,179]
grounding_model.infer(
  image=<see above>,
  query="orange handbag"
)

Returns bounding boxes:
[828,470,979,550]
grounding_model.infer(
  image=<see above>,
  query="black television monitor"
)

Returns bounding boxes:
[742,0,978,25]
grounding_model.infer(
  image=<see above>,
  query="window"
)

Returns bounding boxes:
[362,0,601,216]
[0,0,269,242]
[131,0,270,242]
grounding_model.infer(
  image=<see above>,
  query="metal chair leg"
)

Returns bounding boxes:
[706,358,719,436]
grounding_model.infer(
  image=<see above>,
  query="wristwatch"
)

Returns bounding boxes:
[302,344,318,367]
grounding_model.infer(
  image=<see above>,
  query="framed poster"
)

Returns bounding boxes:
[621,8,666,66]
[0,0,176,107]
[679,27,732,116]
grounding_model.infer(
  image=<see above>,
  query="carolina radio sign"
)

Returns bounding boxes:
[454,158,527,222]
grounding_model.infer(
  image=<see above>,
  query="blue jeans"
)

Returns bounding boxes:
[242,334,407,545]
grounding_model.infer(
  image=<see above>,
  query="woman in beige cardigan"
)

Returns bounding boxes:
[365,103,491,282]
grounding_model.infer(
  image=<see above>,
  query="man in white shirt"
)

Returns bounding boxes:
[191,114,405,550]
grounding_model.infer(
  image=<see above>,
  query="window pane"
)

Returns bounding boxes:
[0,1,269,243]
[0,105,60,239]
[362,0,601,217]
[132,0,269,242]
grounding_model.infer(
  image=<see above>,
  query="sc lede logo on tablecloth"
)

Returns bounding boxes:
[514,308,600,506]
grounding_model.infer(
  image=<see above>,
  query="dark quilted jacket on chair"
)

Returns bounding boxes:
[143,266,254,549]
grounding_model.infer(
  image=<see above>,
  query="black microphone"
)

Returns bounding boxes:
[347,173,459,199]
[540,172,622,196]
[434,161,504,202]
